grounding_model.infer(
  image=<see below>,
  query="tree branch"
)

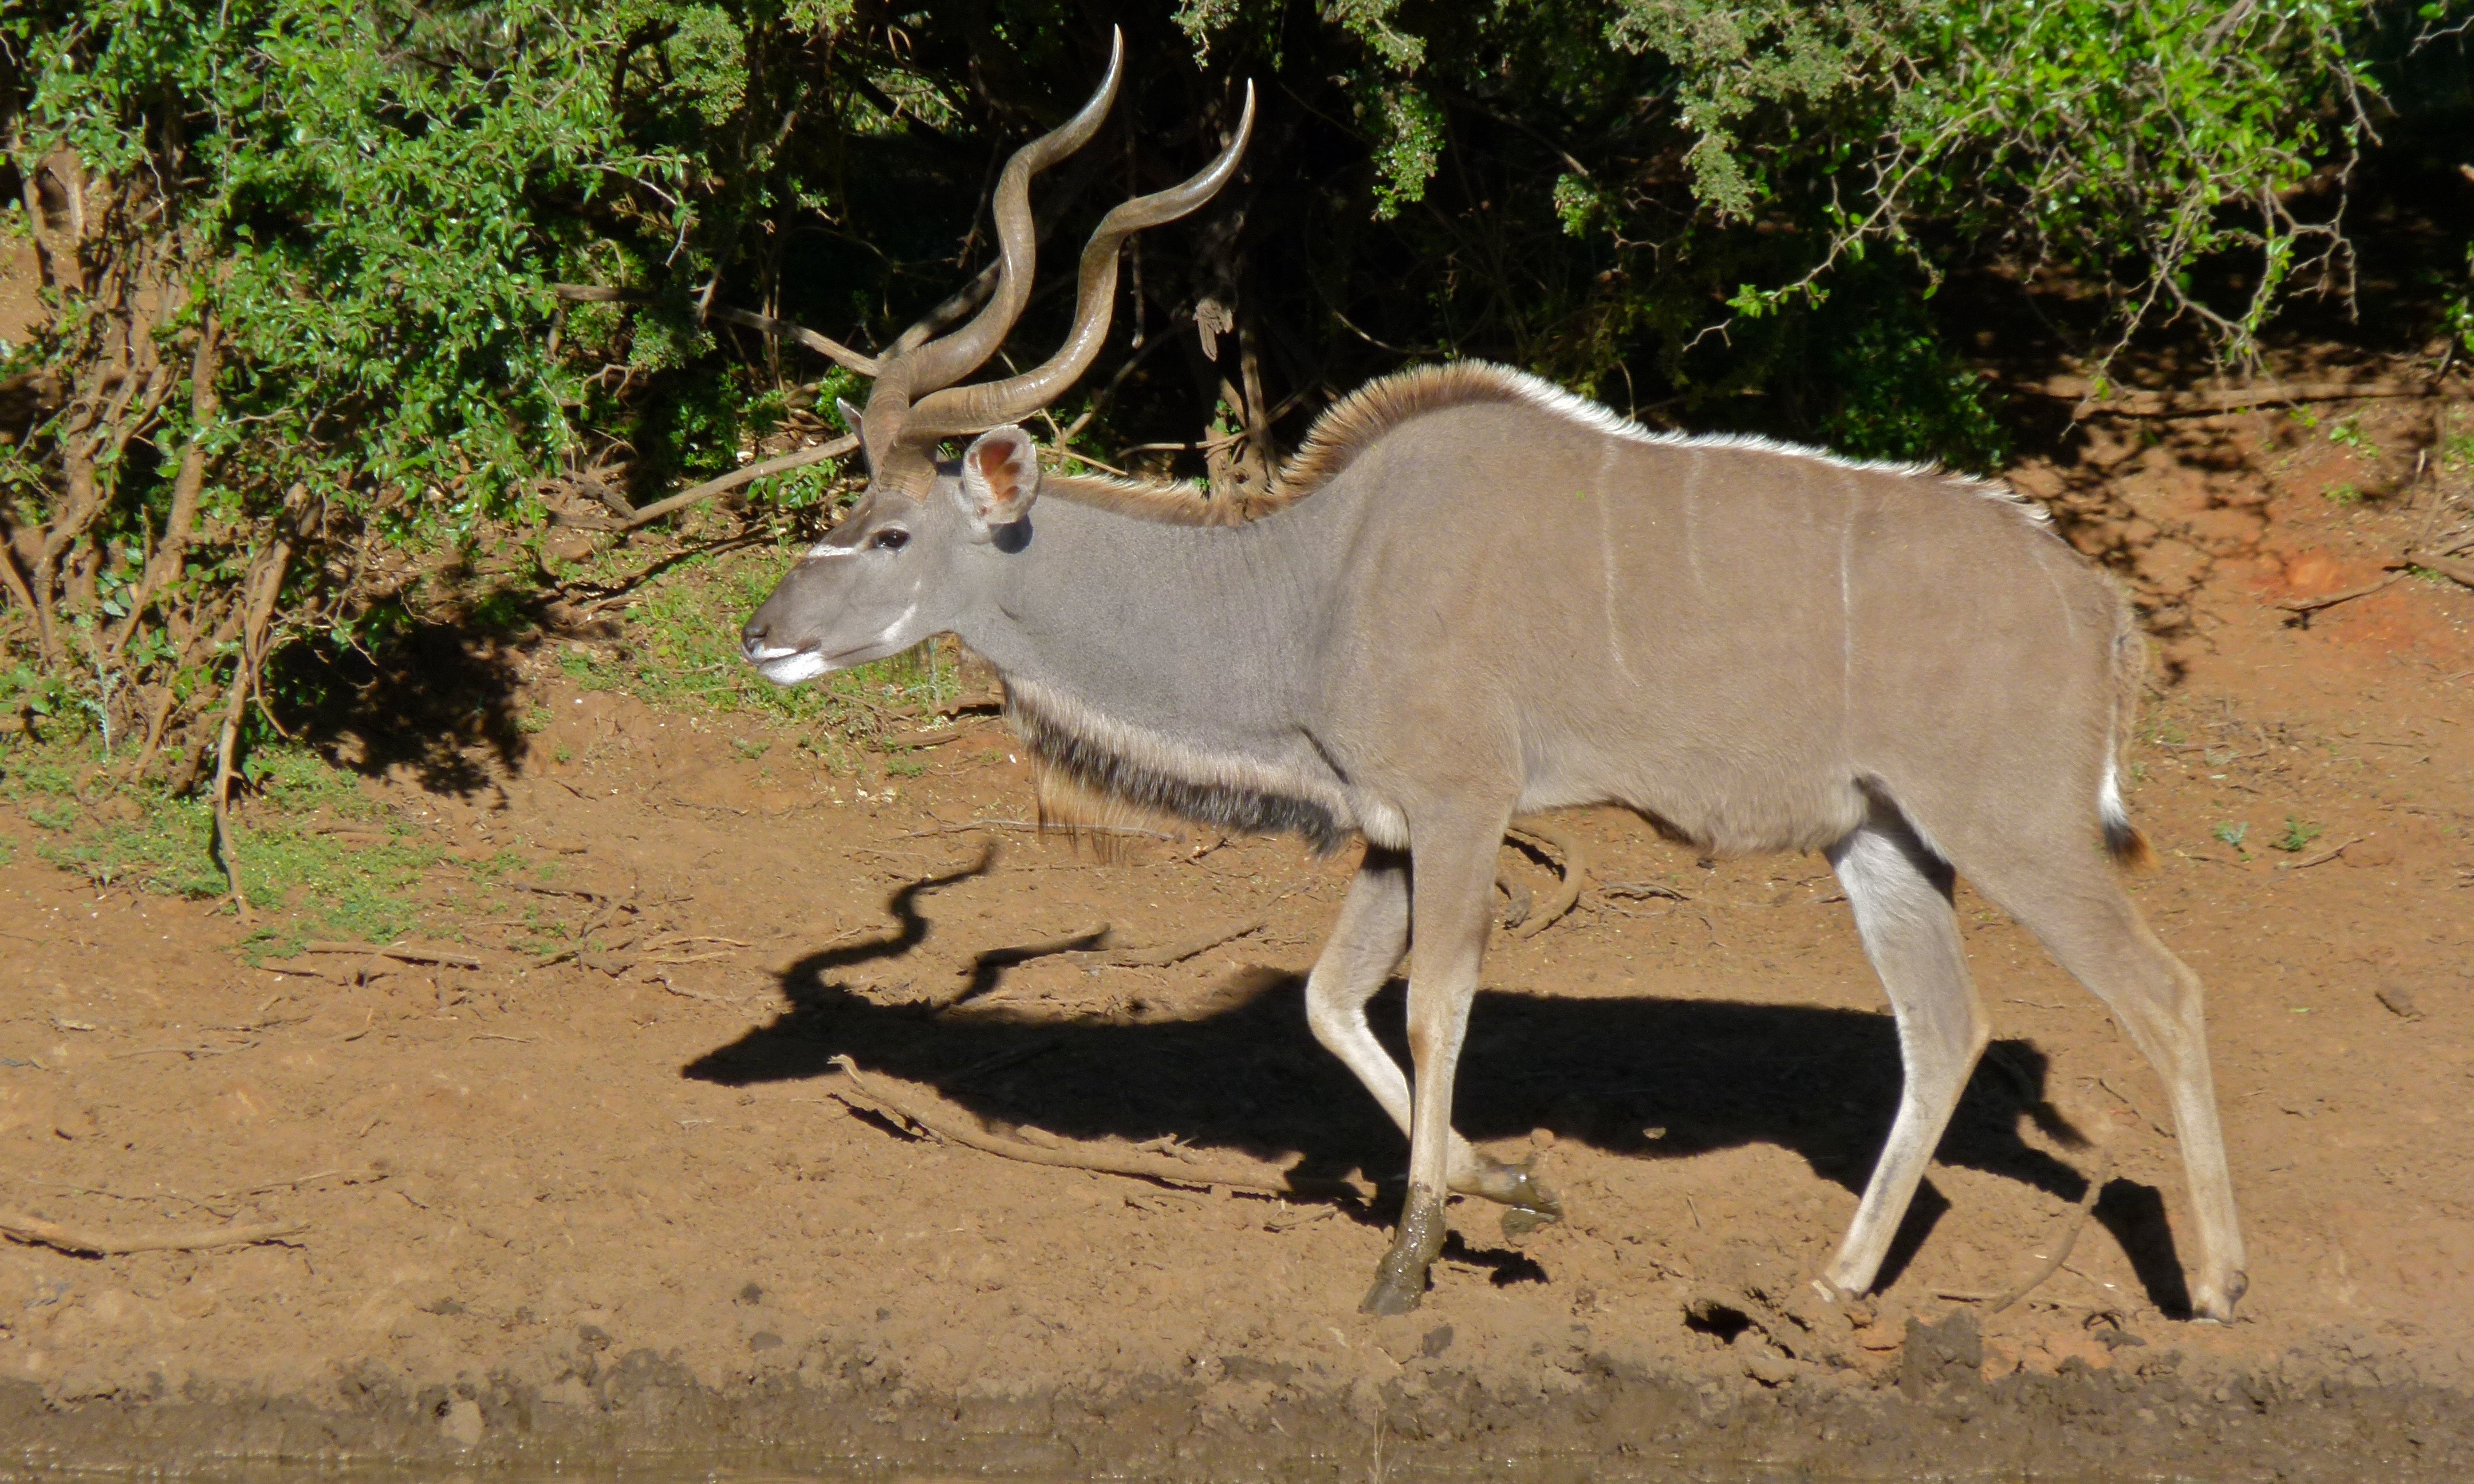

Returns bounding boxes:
[550,285,883,375]
[708,305,880,375]
[616,437,857,530]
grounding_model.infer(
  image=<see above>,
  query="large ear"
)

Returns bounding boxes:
[836,398,870,471]
[956,425,1042,538]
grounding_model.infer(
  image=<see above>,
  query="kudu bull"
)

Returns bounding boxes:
[741,37,2247,1321]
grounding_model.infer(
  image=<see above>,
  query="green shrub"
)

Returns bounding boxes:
[0,0,2449,824]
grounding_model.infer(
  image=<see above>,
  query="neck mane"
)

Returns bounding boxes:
[1037,361,1572,526]
[1035,358,2012,527]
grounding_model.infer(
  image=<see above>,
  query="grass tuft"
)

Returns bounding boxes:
[2275,816,2323,854]
[3,736,483,954]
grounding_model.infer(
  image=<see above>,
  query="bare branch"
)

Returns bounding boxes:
[614,436,857,530]
[550,286,883,375]
[825,1055,1366,1198]
[708,305,881,376]
[2,1208,308,1257]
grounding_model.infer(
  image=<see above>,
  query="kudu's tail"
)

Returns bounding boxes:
[2101,609,2161,873]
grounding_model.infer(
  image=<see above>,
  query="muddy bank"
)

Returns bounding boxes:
[3,1312,2470,1483]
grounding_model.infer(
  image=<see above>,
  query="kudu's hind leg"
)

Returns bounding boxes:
[1815,803,1990,1304]
[1961,848,2248,1321]
[1305,847,1562,1219]
[1361,821,1507,1316]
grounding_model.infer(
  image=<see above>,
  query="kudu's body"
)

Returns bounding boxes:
[740,37,2248,1321]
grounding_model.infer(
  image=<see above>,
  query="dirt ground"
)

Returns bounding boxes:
[4,390,2473,1481]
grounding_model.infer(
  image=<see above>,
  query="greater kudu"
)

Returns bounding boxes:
[740,40,2247,1322]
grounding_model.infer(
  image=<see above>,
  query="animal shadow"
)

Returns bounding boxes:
[683,863,2188,1312]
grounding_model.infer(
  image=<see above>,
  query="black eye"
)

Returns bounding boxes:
[872,528,910,551]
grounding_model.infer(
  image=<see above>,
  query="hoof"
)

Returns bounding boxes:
[1360,1266,1425,1316]
[2191,1269,2250,1324]
[1499,1169,1565,1223]
[1361,1185,1448,1316]
[1464,1157,1565,1225]
[1501,1205,1554,1242]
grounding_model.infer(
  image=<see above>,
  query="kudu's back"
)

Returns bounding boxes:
[1307,392,2136,869]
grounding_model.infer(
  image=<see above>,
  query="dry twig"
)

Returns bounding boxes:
[824,1056,1364,1198]
[1936,1145,2115,1313]
[900,818,1175,842]
[1068,919,1265,969]
[2275,570,2404,615]
[1,1209,308,1257]
[2404,549,2474,590]
[1503,817,1589,939]
[220,1166,385,1198]
[1598,881,1691,902]
[2279,835,2365,870]
[298,941,489,969]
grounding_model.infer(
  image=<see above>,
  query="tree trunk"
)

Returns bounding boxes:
[109,310,218,659]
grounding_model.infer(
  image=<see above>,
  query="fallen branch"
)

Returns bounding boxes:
[643,949,736,966]
[110,1041,255,1060]
[1,1209,308,1257]
[1936,1146,2115,1313]
[652,972,732,1007]
[2404,549,2474,590]
[507,881,621,902]
[297,941,488,969]
[2279,835,2365,870]
[2276,570,2405,615]
[1068,918,1265,968]
[2277,544,2474,620]
[619,437,857,530]
[220,1166,385,1198]
[1504,817,1589,940]
[1598,881,1691,902]
[824,1055,1365,1198]
[900,818,1176,842]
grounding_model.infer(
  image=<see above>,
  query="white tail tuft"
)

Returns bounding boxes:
[2100,757,2158,871]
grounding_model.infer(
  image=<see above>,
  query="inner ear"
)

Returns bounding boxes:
[969,441,1020,505]
[958,425,1041,532]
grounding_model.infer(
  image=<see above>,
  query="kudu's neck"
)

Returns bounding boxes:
[962,491,1336,729]
[951,487,1356,847]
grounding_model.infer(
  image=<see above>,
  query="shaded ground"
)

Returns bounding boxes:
[2,385,2472,1481]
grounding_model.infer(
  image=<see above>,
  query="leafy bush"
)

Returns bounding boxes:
[0,0,2457,831]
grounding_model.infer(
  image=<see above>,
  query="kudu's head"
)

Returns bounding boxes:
[741,35,1254,685]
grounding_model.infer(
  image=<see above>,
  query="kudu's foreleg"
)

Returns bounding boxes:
[1305,848,1563,1217]
[1815,805,1990,1305]
[1360,824,1505,1316]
